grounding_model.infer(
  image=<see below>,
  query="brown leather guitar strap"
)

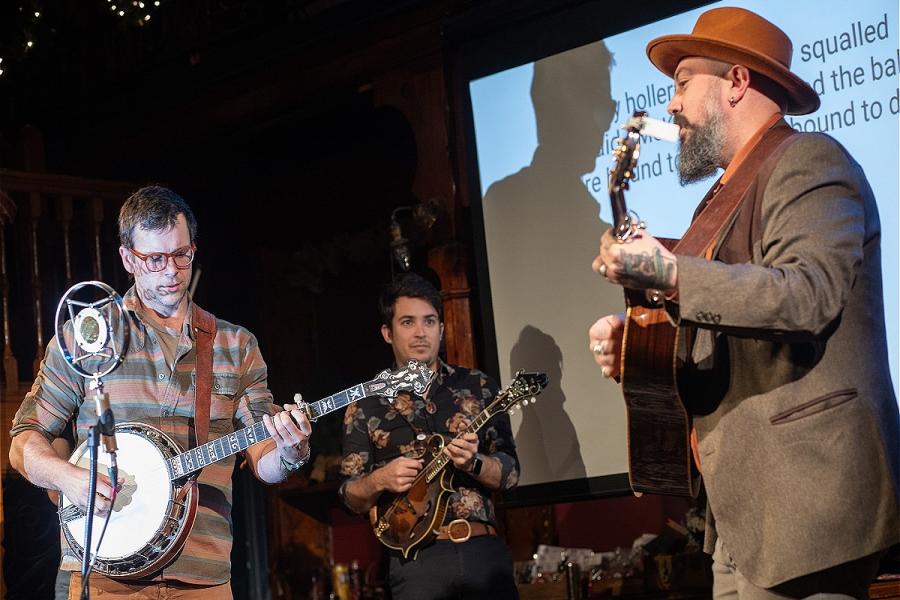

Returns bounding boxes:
[675,124,797,258]
[191,304,217,448]
[677,124,797,373]
[678,124,796,475]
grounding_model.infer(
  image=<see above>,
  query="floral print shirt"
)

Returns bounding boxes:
[339,361,519,526]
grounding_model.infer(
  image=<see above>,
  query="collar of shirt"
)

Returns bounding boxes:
[414,358,456,391]
[719,112,783,187]
[437,358,455,381]
[122,286,197,350]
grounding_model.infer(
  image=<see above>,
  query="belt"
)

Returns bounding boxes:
[434,519,497,543]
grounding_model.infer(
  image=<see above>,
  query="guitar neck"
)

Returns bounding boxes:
[608,122,643,241]
[169,382,368,479]
[422,400,502,482]
[610,189,630,236]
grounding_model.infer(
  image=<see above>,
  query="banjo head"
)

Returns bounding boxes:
[60,422,190,576]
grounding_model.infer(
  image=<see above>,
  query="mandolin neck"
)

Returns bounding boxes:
[421,401,503,483]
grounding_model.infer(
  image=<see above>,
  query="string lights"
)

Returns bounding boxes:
[0,0,167,81]
[107,0,162,26]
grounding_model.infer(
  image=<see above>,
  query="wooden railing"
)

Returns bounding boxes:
[0,168,136,598]
[0,169,135,392]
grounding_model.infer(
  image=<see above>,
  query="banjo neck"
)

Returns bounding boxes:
[169,368,421,479]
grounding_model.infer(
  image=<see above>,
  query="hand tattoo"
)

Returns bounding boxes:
[619,247,677,291]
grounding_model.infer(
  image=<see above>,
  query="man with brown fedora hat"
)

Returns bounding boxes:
[588,6,899,598]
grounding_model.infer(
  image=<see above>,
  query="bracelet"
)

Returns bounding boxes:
[279,445,311,472]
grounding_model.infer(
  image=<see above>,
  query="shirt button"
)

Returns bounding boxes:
[158,373,166,380]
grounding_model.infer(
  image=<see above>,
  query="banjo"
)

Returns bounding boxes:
[58,359,434,578]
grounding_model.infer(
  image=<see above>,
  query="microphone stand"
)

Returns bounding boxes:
[80,424,99,594]
[53,281,128,600]
[80,378,116,600]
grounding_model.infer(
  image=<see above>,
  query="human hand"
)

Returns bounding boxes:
[60,466,123,516]
[443,432,479,472]
[588,313,625,379]
[375,457,424,493]
[263,402,312,463]
[593,228,678,293]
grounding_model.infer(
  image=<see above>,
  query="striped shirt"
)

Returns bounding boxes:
[10,286,277,585]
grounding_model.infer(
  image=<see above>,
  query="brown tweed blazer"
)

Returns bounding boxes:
[673,123,900,587]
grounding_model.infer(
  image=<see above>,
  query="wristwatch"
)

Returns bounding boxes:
[469,453,483,476]
[280,446,311,472]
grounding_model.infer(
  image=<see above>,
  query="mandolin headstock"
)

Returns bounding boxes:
[491,370,549,416]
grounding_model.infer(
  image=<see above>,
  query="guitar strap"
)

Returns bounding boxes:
[677,124,797,474]
[676,124,797,378]
[191,304,217,448]
[675,124,797,258]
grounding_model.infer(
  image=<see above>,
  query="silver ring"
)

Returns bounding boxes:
[598,264,608,277]
[592,343,605,355]
[601,367,611,379]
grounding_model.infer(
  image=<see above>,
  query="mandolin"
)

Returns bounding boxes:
[369,370,548,558]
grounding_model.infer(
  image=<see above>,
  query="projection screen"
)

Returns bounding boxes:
[466,0,899,500]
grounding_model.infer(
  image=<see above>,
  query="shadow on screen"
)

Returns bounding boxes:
[482,41,624,487]
[511,325,586,481]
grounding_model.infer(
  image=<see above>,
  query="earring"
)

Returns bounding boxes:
[729,97,737,108]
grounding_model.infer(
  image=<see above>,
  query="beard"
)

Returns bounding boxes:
[675,92,726,185]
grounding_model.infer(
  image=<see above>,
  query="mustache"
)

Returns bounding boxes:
[674,114,692,129]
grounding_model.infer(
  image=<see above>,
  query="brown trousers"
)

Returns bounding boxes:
[68,573,233,600]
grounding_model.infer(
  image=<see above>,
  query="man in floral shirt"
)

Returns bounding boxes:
[340,273,520,599]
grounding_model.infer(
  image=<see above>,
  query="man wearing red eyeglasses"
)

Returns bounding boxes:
[10,185,310,599]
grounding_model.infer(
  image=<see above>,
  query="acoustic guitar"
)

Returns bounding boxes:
[369,370,548,558]
[608,112,697,497]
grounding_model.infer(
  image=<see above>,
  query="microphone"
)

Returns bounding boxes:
[387,201,439,273]
[390,219,411,272]
[94,390,118,455]
[72,300,119,458]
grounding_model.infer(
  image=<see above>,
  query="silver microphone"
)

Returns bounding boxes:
[57,281,129,462]
[75,307,119,456]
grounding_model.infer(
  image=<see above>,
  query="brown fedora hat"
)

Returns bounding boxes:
[646,7,820,115]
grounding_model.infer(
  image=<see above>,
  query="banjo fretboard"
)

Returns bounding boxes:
[169,383,367,479]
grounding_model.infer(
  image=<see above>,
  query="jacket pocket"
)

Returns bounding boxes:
[769,388,857,425]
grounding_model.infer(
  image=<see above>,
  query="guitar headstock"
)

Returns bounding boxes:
[609,112,645,190]
[365,360,436,400]
[492,370,549,415]
[607,111,646,241]
[607,111,679,242]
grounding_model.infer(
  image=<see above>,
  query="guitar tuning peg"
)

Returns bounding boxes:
[293,393,303,403]
[530,397,537,404]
